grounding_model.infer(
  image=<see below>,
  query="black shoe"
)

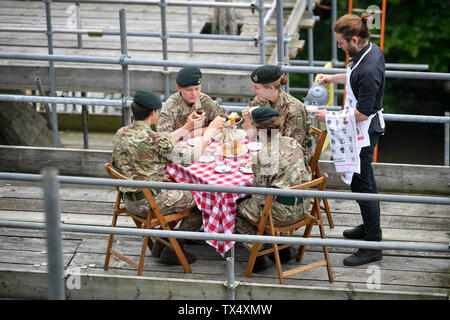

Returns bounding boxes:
[343,224,365,239]
[159,246,197,265]
[269,246,296,263]
[252,255,274,273]
[343,249,382,266]
[151,238,167,258]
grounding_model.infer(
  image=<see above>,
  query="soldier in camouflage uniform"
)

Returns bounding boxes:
[157,66,227,138]
[112,89,225,265]
[243,65,314,163]
[236,107,312,272]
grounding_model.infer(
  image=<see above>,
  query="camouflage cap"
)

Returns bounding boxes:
[250,65,283,84]
[133,90,162,110]
[252,106,279,122]
[176,66,202,87]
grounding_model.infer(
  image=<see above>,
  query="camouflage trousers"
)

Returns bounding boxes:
[236,196,309,251]
[124,190,203,231]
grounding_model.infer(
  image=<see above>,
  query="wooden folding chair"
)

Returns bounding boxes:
[310,126,334,228]
[103,163,192,275]
[245,174,334,284]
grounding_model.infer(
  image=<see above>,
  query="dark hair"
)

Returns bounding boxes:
[131,101,152,121]
[254,116,283,138]
[334,13,372,42]
[261,74,288,89]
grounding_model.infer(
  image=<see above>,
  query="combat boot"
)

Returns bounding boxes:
[343,224,365,239]
[159,239,197,265]
[343,248,382,266]
[151,237,168,258]
[269,246,296,263]
[252,255,274,273]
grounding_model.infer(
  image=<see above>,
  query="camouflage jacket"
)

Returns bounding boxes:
[250,90,314,163]
[157,92,227,133]
[243,135,312,221]
[112,121,194,193]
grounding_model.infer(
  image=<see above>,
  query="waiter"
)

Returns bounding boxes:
[315,13,385,266]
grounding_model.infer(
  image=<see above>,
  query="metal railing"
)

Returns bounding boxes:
[1,3,449,157]
[1,93,449,164]
[0,170,448,300]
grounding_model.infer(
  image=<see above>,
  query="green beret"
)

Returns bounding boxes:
[133,90,162,110]
[251,65,283,84]
[252,106,280,122]
[176,66,202,87]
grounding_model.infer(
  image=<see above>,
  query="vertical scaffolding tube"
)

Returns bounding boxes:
[187,5,193,55]
[119,9,131,126]
[81,92,89,149]
[76,1,82,48]
[44,0,62,148]
[226,256,236,300]
[276,0,284,66]
[307,0,314,86]
[42,168,65,300]
[160,0,170,100]
[331,0,338,104]
[445,112,449,166]
[258,0,266,64]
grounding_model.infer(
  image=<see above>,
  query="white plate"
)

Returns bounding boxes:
[306,105,318,114]
[247,142,262,151]
[239,165,253,174]
[198,155,215,163]
[214,164,232,173]
[188,136,211,146]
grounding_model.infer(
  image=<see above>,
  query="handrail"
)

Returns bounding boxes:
[0,220,448,253]
[0,27,287,43]
[0,169,448,300]
[1,172,449,205]
[1,94,449,124]
[0,52,449,80]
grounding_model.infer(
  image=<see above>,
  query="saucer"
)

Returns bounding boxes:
[247,142,262,151]
[214,164,232,173]
[239,165,253,174]
[199,155,215,163]
[187,136,202,146]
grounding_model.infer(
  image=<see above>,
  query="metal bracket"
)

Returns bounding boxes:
[121,97,129,108]
[119,54,130,66]
[87,30,103,38]
[253,34,260,47]
[224,280,240,290]
[250,0,257,14]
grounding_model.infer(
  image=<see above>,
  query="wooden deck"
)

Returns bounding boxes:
[0,0,310,97]
[0,179,448,300]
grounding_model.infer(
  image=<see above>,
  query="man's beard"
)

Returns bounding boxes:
[347,44,359,57]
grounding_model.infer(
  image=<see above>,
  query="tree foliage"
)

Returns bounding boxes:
[289,0,449,115]
[383,0,450,73]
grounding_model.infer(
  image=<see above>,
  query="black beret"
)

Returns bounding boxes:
[176,66,202,87]
[133,90,162,110]
[251,106,280,122]
[250,65,283,84]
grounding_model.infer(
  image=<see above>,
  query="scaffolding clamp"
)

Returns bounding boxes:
[119,54,130,66]
[87,30,103,38]
[250,1,257,14]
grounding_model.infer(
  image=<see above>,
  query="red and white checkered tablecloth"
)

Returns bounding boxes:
[166,136,254,256]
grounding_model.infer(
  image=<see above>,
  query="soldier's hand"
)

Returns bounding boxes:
[187,112,205,130]
[242,106,252,123]
[163,173,176,182]
[208,116,226,130]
